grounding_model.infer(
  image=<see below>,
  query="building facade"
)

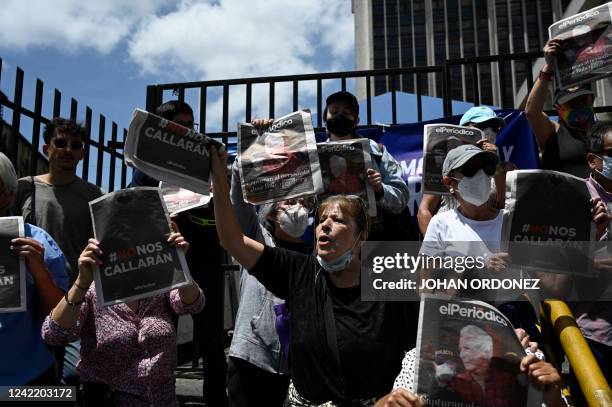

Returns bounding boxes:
[353,0,611,110]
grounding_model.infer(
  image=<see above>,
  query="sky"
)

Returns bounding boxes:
[0,0,356,189]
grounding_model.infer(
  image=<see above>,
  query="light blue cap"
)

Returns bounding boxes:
[459,106,505,127]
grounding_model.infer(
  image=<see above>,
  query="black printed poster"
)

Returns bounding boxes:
[89,188,191,306]
[0,217,26,312]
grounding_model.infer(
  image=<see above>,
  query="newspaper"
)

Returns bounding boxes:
[317,138,377,216]
[125,109,226,195]
[89,188,191,307]
[422,124,483,195]
[502,170,595,276]
[0,217,26,313]
[159,181,211,216]
[414,295,541,407]
[549,2,612,89]
[237,110,323,205]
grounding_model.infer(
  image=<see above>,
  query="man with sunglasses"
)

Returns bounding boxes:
[417,106,509,236]
[525,37,597,179]
[12,117,103,386]
[129,99,230,407]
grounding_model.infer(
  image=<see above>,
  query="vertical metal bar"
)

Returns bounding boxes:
[222,84,229,134]
[29,79,44,176]
[269,82,275,119]
[121,129,128,189]
[82,107,92,181]
[341,77,347,92]
[317,79,323,128]
[443,64,452,117]
[108,122,117,192]
[70,98,77,121]
[472,62,480,105]
[293,80,298,112]
[9,67,24,166]
[416,72,423,122]
[53,89,61,118]
[96,115,105,187]
[526,57,534,92]
[245,83,252,123]
[499,60,508,108]
[366,75,372,125]
[199,86,207,133]
[390,74,397,125]
[178,87,185,102]
[146,85,158,113]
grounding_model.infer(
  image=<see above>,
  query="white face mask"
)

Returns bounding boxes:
[482,127,497,144]
[278,204,309,238]
[457,169,492,207]
[435,362,456,384]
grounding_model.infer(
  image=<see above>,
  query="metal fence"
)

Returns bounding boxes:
[0,57,131,192]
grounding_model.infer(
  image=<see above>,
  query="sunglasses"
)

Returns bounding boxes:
[457,159,496,177]
[188,213,215,227]
[474,120,503,133]
[52,138,84,150]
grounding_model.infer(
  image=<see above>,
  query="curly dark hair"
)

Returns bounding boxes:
[155,100,194,121]
[587,121,612,154]
[43,117,87,144]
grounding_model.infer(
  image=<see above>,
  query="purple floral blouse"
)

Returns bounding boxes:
[42,283,205,406]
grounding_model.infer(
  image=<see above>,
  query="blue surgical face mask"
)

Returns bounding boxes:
[316,236,361,273]
[597,155,612,180]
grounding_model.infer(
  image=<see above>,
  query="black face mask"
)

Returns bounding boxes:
[326,114,355,137]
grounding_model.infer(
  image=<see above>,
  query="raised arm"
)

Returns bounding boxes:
[211,146,264,270]
[417,193,440,235]
[525,38,561,149]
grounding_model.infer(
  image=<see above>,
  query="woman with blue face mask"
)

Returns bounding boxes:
[210,147,418,406]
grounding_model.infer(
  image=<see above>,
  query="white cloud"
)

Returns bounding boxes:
[0,0,167,54]
[127,0,354,128]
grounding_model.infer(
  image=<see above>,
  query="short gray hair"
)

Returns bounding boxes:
[460,324,493,360]
[0,153,17,195]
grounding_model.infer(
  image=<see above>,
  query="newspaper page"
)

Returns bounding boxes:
[317,138,377,216]
[159,181,211,216]
[125,109,226,195]
[422,124,483,195]
[0,217,26,313]
[549,2,612,89]
[237,110,323,205]
[414,295,541,407]
[502,169,595,276]
[89,188,191,307]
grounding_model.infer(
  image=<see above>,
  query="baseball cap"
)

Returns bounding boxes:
[459,106,505,127]
[325,91,359,116]
[554,85,595,105]
[442,144,499,176]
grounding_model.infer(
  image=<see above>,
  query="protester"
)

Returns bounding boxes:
[129,99,229,407]
[211,145,418,406]
[568,120,612,404]
[227,156,314,406]
[0,152,69,386]
[12,117,103,385]
[377,327,565,407]
[418,106,508,235]
[525,38,597,178]
[41,231,204,406]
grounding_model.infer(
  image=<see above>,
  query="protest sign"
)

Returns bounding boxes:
[237,110,323,204]
[415,295,540,407]
[0,217,26,313]
[89,188,191,306]
[503,170,595,276]
[317,138,377,216]
[159,181,211,216]
[549,2,612,89]
[422,124,483,195]
[125,109,226,195]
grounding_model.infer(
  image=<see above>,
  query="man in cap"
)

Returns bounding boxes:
[525,38,597,178]
[324,90,410,215]
[417,106,509,236]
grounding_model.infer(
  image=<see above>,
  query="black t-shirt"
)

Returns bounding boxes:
[249,245,418,403]
[541,125,590,178]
